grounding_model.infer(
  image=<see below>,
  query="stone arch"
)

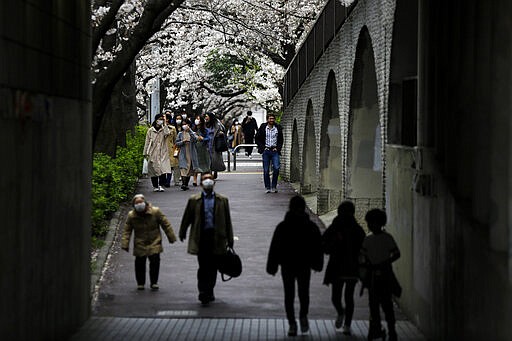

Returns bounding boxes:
[346,26,383,213]
[318,71,342,214]
[289,119,300,183]
[301,100,317,194]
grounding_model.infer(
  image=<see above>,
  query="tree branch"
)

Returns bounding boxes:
[92,0,125,58]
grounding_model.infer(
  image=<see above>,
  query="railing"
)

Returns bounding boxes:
[226,144,258,172]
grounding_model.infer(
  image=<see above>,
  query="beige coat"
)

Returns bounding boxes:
[179,192,234,255]
[167,125,179,168]
[143,125,172,177]
[121,206,177,257]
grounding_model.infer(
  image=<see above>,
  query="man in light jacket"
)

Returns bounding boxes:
[179,173,234,305]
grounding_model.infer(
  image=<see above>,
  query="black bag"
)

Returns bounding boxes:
[218,246,242,281]
[214,133,229,152]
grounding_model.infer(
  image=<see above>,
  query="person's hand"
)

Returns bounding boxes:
[122,247,129,252]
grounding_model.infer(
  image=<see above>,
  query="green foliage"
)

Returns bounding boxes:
[91,124,148,238]
[204,49,261,92]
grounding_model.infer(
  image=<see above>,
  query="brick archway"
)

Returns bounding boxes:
[346,26,384,215]
[301,100,317,194]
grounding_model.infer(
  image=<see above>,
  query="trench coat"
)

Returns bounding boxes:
[166,124,179,168]
[121,206,177,257]
[176,130,199,172]
[143,125,172,177]
[179,192,234,256]
[230,125,243,149]
[207,123,226,172]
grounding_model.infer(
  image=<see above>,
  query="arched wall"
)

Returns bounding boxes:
[280,0,396,214]
[289,119,300,182]
[301,100,317,194]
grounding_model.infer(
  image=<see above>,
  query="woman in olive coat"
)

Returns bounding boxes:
[121,194,177,290]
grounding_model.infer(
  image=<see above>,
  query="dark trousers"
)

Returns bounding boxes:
[151,174,167,188]
[331,279,357,326]
[244,136,254,155]
[197,229,218,299]
[135,254,160,286]
[368,279,396,333]
[281,266,311,324]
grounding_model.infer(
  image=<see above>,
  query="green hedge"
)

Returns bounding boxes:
[91,124,148,238]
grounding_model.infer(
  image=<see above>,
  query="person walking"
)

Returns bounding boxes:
[144,113,172,192]
[360,209,401,341]
[121,194,177,290]
[175,119,199,191]
[204,112,226,179]
[266,195,323,336]
[255,113,283,193]
[164,112,178,187]
[170,114,184,186]
[179,173,234,305]
[241,110,258,157]
[229,118,243,153]
[192,114,211,186]
[322,201,366,335]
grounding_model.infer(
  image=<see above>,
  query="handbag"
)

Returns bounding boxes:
[173,146,180,157]
[218,246,242,281]
[214,133,229,152]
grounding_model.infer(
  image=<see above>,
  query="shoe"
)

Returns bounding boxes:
[271,188,278,193]
[299,317,309,333]
[342,325,352,335]
[248,155,252,159]
[158,186,165,192]
[153,187,159,192]
[335,313,344,329]
[193,182,197,187]
[137,285,144,290]
[181,185,189,191]
[287,322,298,337]
[265,189,271,193]
[199,292,213,305]
[150,284,159,291]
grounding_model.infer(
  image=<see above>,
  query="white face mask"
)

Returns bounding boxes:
[195,119,200,126]
[156,120,163,126]
[202,179,215,190]
[134,202,146,212]
[182,114,187,119]
[176,119,182,125]
[182,124,189,131]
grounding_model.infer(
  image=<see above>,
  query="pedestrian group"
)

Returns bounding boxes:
[123,109,401,340]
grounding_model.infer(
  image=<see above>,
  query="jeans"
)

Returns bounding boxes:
[262,149,280,189]
[281,266,311,324]
[331,279,357,326]
[135,254,160,286]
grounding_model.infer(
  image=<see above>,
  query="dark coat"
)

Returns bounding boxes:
[322,214,366,285]
[179,192,234,255]
[255,123,284,154]
[241,116,258,139]
[266,212,323,275]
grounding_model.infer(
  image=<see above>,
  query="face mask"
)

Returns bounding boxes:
[182,124,189,130]
[182,114,187,119]
[156,120,163,126]
[195,119,200,126]
[134,202,146,212]
[176,119,182,124]
[202,179,214,190]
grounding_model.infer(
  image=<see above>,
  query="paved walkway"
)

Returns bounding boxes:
[71,155,426,340]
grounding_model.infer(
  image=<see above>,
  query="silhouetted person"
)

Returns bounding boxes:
[121,194,176,290]
[179,173,234,305]
[360,209,401,341]
[322,201,365,335]
[266,195,323,336]
[255,113,283,193]
[241,110,258,157]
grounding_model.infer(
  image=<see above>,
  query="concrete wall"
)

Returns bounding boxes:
[0,1,92,340]
[283,0,512,339]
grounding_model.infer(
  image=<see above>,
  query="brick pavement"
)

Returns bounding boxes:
[73,156,425,340]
